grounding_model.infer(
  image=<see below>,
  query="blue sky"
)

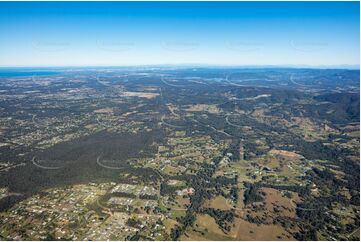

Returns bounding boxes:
[0,1,359,67]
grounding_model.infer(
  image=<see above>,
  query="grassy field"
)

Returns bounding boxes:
[203,196,232,210]
[181,214,234,241]
[163,218,178,234]
[232,218,295,241]
[261,187,296,218]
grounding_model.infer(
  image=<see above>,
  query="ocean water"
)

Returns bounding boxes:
[0,68,61,77]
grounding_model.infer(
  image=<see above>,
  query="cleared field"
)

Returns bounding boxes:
[203,196,231,211]
[261,187,296,218]
[183,104,220,114]
[94,108,113,114]
[122,91,159,99]
[268,149,304,160]
[163,218,178,234]
[181,214,233,241]
[233,218,295,241]
[176,195,190,207]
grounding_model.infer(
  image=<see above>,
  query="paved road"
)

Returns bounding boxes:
[31,156,64,170]
[225,115,242,128]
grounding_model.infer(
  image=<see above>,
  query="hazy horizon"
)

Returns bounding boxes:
[0,1,359,67]
[0,64,359,70]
